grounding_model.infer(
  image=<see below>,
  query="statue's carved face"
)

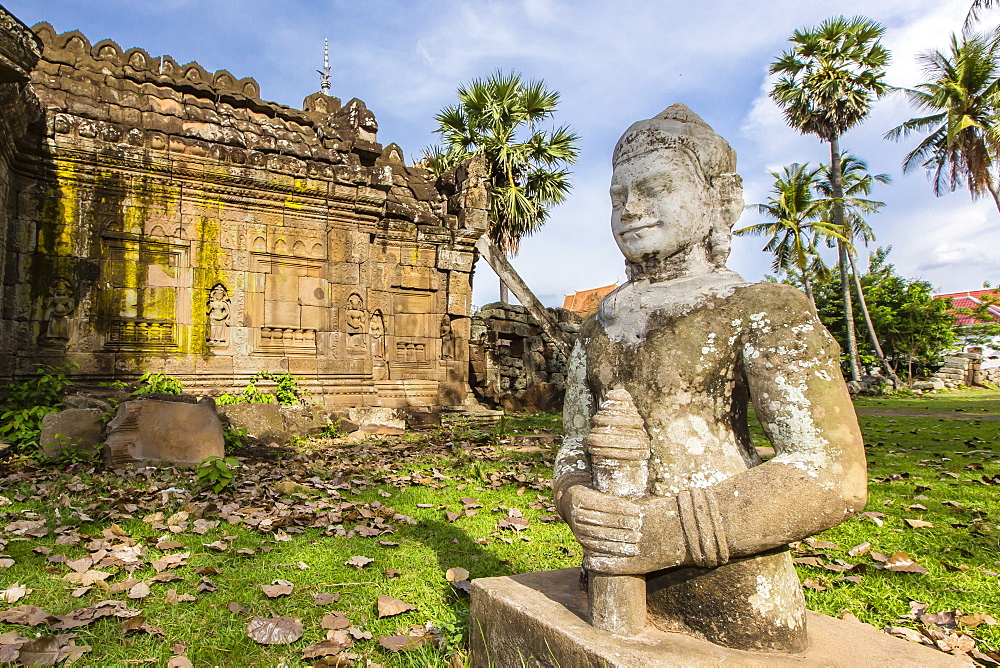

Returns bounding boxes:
[610,150,712,264]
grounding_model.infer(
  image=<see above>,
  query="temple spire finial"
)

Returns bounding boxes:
[317,38,331,94]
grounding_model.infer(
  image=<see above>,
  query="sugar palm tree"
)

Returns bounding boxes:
[736,163,843,311]
[424,70,579,303]
[816,155,899,382]
[884,31,1000,212]
[770,15,890,381]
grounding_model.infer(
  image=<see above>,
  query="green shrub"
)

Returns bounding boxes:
[131,372,183,396]
[217,372,305,406]
[0,405,59,456]
[4,363,76,409]
[222,423,249,453]
[196,455,239,493]
[0,363,77,456]
[253,371,306,406]
[321,418,344,438]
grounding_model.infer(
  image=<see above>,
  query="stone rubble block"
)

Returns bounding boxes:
[347,406,405,435]
[104,398,224,466]
[39,408,105,460]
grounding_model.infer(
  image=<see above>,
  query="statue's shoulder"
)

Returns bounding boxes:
[727,282,817,326]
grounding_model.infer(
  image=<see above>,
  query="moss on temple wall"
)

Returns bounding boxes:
[192,208,226,356]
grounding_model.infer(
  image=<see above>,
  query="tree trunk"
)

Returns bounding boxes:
[829,135,861,382]
[987,176,1000,214]
[499,279,509,305]
[848,252,901,385]
[475,236,572,357]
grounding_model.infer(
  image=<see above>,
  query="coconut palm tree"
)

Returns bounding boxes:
[424,70,579,303]
[884,31,1000,212]
[966,0,998,29]
[816,155,899,382]
[736,163,844,311]
[770,15,890,382]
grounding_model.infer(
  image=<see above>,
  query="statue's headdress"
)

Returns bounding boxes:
[612,104,736,184]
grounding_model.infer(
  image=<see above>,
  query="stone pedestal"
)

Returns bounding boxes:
[470,568,972,667]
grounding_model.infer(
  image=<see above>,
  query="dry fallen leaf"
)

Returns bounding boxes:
[247,615,303,645]
[128,582,152,600]
[884,552,928,574]
[321,612,352,630]
[959,612,997,629]
[65,557,93,574]
[0,583,30,604]
[887,626,932,645]
[802,578,826,591]
[261,580,294,598]
[151,552,190,573]
[302,638,350,659]
[121,615,166,636]
[155,539,184,550]
[377,595,415,618]
[377,634,425,652]
[227,601,248,615]
[15,634,89,666]
[345,555,374,570]
[51,600,140,630]
[0,606,57,626]
[164,589,196,605]
[847,542,871,557]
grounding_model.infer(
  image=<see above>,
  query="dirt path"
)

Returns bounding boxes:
[855,409,1000,420]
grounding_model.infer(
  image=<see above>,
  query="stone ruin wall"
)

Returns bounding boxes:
[931,353,986,389]
[0,10,41,327]
[0,13,491,409]
[469,302,581,412]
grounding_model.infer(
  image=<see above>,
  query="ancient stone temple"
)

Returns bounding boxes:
[0,8,489,408]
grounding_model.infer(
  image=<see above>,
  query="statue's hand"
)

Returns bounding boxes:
[562,486,684,575]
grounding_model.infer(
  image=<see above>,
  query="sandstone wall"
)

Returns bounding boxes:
[1,19,490,408]
[0,9,42,336]
[470,302,580,412]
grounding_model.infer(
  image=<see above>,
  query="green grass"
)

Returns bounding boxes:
[1,393,999,665]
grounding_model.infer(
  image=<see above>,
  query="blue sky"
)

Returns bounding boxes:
[8,0,999,308]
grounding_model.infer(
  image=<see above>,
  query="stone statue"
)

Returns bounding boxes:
[553,104,867,653]
[370,310,389,381]
[40,278,76,345]
[346,292,366,357]
[440,315,455,360]
[206,283,231,345]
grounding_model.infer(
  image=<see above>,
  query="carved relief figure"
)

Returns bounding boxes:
[440,316,455,360]
[370,310,388,380]
[346,292,366,356]
[206,283,231,345]
[40,278,76,345]
[554,105,867,652]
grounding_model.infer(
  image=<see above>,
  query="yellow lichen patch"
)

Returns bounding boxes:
[38,161,81,257]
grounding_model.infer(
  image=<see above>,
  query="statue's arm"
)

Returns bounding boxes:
[711,290,867,558]
[553,339,595,517]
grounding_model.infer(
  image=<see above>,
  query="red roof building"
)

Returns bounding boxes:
[934,289,1000,325]
[563,283,618,318]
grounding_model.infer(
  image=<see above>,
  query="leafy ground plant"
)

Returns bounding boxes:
[0,391,996,665]
[0,363,77,456]
[195,455,240,493]
[130,372,183,396]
